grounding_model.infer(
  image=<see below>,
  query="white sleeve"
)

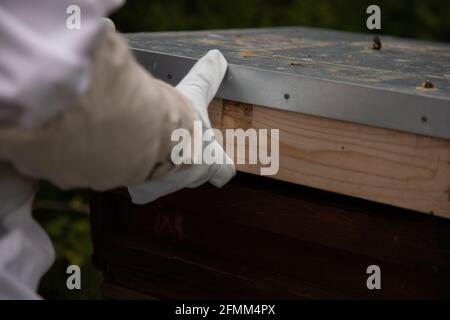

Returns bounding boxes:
[0,0,124,128]
[0,163,54,300]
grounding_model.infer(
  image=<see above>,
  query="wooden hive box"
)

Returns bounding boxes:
[90,27,450,299]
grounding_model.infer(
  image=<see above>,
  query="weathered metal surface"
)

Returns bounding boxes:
[125,27,450,139]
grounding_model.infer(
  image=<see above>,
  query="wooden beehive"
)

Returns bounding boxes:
[90,27,450,299]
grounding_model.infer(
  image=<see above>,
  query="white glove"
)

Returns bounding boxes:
[128,50,236,204]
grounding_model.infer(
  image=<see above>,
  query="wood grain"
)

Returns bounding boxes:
[90,174,450,299]
[208,99,450,218]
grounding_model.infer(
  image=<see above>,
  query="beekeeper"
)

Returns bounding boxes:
[0,0,235,299]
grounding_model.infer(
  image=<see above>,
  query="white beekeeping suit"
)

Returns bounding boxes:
[0,0,235,299]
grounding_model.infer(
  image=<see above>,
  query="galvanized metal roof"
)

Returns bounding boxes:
[125,27,450,139]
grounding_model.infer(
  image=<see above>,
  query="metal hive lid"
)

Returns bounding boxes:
[125,27,450,139]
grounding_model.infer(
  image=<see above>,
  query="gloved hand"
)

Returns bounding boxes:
[0,28,201,190]
[128,50,236,204]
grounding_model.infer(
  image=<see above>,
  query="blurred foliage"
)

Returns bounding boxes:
[35,184,101,299]
[34,0,449,300]
[111,0,450,42]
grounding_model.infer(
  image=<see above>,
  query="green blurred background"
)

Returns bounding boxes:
[110,0,450,41]
[36,0,450,299]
